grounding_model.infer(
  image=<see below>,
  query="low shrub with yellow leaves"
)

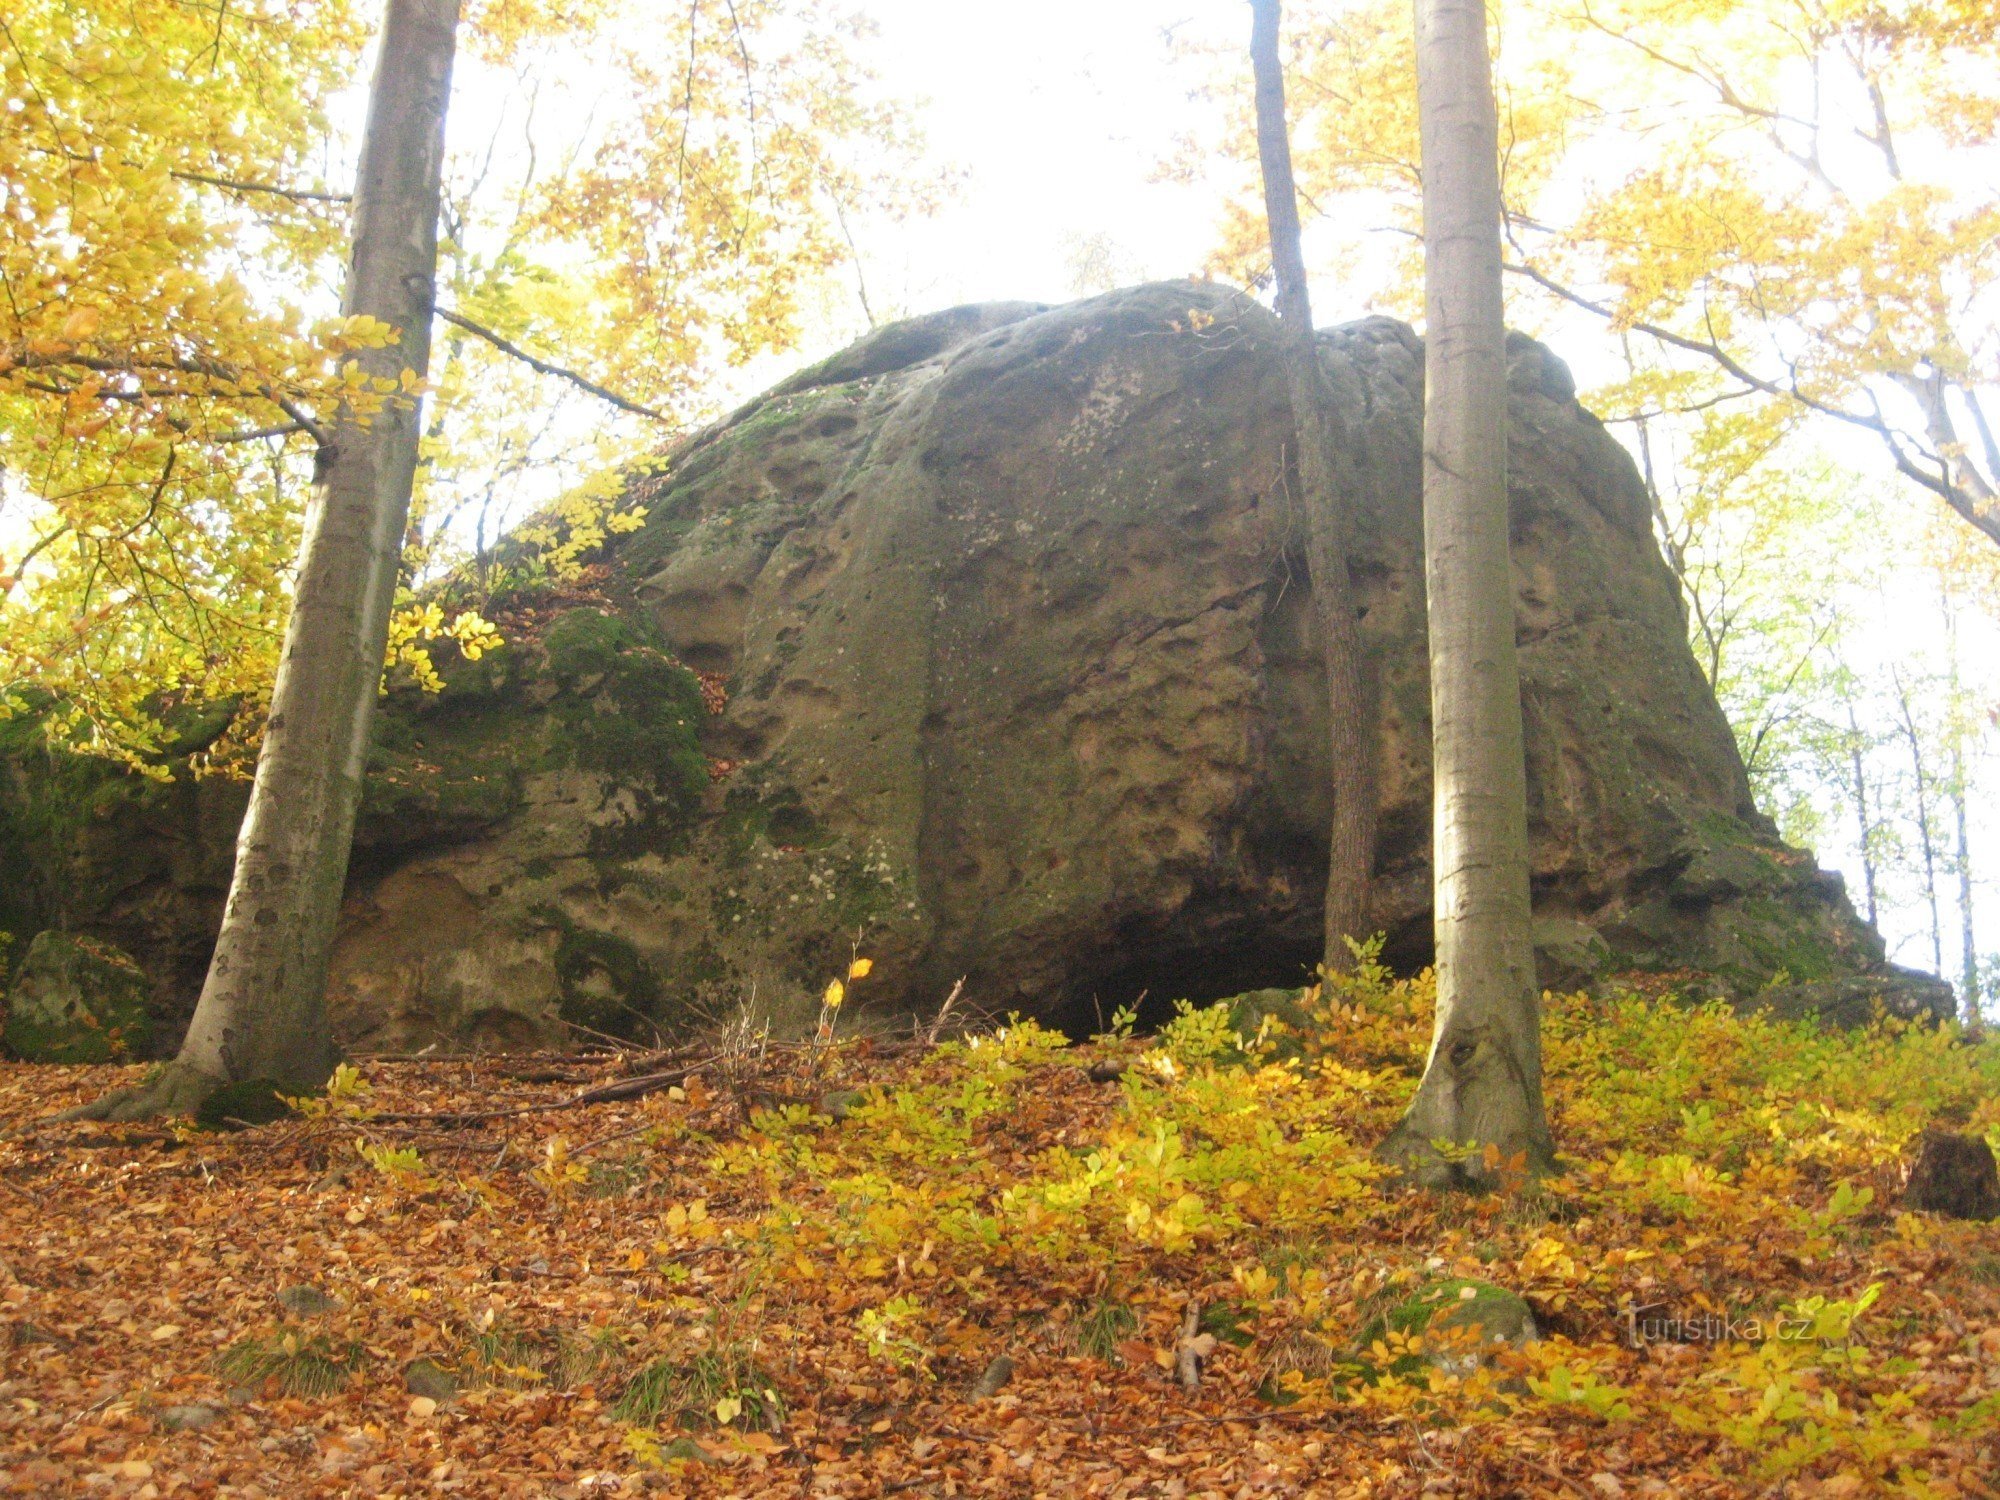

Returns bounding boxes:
[647,943,2000,1492]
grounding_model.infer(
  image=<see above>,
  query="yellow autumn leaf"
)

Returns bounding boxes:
[848,957,873,980]
[60,306,101,342]
[824,979,845,1008]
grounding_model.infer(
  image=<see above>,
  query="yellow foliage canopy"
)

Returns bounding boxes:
[1199,0,2000,547]
[1,0,927,772]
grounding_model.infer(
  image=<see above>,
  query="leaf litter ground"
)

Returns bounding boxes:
[4,967,2000,1498]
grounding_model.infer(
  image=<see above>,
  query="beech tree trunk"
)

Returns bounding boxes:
[1952,760,1980,1032]
[1846,705,1880,928]
[1248,0,1377,971]
[1891,669,1946,978]
[74,0,462,1119]
[1379,0,1554,1184]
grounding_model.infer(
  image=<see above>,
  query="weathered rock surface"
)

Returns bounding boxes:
[0,282,1953,1052]
[1903,1131,2000,1220]
[2,930,151,1062]
[1357,1278,1540,1381]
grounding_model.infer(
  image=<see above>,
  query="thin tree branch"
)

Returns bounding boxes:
[1597,387,1755,423]
[168,170,350,204]
[1501,258,2000,546]
[1,521,71,595]
[1888,368,1998,502]
[434,308,669,422]
[826,187,876,329]
[213,421,309,444]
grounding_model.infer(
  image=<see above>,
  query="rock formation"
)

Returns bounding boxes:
[0,283,1952,1057]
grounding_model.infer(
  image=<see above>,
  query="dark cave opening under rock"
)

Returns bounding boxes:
[1042,908,1438,1040]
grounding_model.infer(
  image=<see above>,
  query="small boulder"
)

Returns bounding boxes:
[2,931,151,1063]
[817,1089,864,1122]
[1903,1131,2000,1220]
[1758,969,1958,1029]
[158,1404,223,1432]
[1360,1279,1539,1379]
[403,1357,458,1402]
[1224,987,1318,1056]
[276,1284,341,1318]
[1532,917,1613,989]
[972,1354,1015,1397]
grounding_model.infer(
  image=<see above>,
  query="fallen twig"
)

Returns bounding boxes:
[569,1113,676,1161]
[1176,1298,1208,1393]
[372,1059,713,1126]
[922,978,966,1046]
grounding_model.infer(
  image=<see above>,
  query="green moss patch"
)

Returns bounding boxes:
[547,917,667,1044]
[543,609,708,811]
[2,931,152,1063]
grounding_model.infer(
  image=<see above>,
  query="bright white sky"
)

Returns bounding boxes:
[810,2,1226,317]
[715,0,1249,387]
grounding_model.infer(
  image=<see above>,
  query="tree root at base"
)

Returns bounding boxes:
[52,1063,224,1124]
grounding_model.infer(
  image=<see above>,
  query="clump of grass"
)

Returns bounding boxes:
[1961,1253,2000,1287]
[613,1345,783,1430]
[216,1332,362,1397]
[461,1321,628,1391]
[586,1155,651,1199]
[1069,1295,1138,1363]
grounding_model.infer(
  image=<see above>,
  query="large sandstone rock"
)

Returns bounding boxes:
[0,283,1951,1050]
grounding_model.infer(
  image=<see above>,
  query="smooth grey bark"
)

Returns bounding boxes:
[1952,750,1980,1031]
[1845,704,1880,928]
[1890,666,1946,978]
[1379,0,1553,1184]
[1247,0,1377,971]
[1946,614,1982,1033]
[71,0,462,1120]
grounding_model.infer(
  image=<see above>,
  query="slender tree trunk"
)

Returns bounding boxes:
[1892,668,1945,976]
[1247,0,1377,971]
[1379,0,1553,1185]
[1846,704,1879,928]
[1945,611,1982,1033]
[70,0,462,1120]
[1951,744,1981,1031]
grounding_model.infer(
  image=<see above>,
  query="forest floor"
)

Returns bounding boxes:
[4,963,2000,1499]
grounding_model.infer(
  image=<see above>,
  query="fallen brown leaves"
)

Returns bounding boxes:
[2,986,1999,1498]
[0,1052,1505,1497]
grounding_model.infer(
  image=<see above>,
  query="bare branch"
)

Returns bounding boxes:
[1887,368,1999,503]
[170,169,351,204]
[434,308,669,423]
[213,421,309,444]
[1,521,71,596]
[1501,258,2000,547]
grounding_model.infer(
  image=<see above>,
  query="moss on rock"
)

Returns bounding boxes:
[2,931,152,1063]
[1355,1279,1539,1380]
[548,917,668,1043]
[542,609,708,810]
